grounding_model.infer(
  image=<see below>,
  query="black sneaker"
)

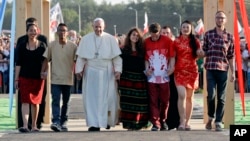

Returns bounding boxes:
[160,122,168,131]
[151,125,159,131]
[215,123,223,132]
[50,123,62,132]
[61,125,68,132]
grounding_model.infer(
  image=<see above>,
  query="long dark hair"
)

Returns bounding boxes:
[123,27,144,57]
[179,20,198,58]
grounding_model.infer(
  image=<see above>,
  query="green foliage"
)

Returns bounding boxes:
[62,9,78,31]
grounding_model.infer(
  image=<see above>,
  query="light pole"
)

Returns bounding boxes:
[114,25,117,35]
[78,4,81,33]
[128,7,138,28]
[173,12,182,27]
[173,26,179,36]
[72,0,81,33]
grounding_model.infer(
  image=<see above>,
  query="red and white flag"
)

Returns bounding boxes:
[194,19,204,35]
[50,2,64,33]
[237,20,243,33]
[143,12,148,34]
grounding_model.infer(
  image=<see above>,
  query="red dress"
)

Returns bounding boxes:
[173,36,200,89]
[19,77,44,104]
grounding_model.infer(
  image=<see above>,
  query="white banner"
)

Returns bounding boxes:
[50,2,64,34]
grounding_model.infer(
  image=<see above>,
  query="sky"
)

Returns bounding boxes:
[94,0,131,5]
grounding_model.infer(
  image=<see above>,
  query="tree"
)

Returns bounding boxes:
[62,9,78,31]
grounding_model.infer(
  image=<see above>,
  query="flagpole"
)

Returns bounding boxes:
[0,0,7,33]
[128,7,138,28]
[9,0,16,117]
[78,4,81,33]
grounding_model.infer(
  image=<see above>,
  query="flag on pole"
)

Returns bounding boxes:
[50,2,64,33]
[194,19,204,35]
[238,20,243,33]
[143,12,148,34]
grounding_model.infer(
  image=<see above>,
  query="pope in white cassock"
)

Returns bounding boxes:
[75,18,122,131]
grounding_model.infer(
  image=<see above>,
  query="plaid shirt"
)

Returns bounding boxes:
[203,28,234,71]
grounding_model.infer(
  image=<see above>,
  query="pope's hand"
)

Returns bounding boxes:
[115,72,121,80]
[76,73,83,80]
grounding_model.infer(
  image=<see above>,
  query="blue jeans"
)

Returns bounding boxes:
[51,84,71,125]
[206,70,228,123]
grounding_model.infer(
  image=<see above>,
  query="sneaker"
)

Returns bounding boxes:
[50,123,61,132]
[215,123,223,132]
[151,125,159,131]
[205,119,212,130]
[61,125,68,132]
[160,122,168,131]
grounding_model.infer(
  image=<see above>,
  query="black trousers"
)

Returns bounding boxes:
[17,82,47,129]
[166,74,180,130]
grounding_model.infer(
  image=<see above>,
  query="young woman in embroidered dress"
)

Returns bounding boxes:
[119,27,150,130]
[171,20,204,131]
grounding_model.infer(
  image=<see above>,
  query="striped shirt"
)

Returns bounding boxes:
[203,28,234,71]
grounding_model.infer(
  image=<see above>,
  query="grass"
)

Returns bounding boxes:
[234,100,250,125]
[0,97,16,131]
[194,97,250,125]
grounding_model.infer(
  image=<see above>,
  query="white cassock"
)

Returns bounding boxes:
[75,32,122,128]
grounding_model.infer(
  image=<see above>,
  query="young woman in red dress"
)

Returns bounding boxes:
[172,20,204,130]
[15,23,46,132]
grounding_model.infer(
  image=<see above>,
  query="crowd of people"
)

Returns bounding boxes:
[6,10,235,133]
[0,35,10,94]
[235,39,250,93]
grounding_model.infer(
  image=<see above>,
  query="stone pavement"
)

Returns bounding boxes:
[0,94,231,141]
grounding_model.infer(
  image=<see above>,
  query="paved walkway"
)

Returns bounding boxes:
[0,94,232,141]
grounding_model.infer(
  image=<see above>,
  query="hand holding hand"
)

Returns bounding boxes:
[197,49,205,57]
[40,72,47,80]
[167,67,174,76]
[145,68,153,76]
[76,72,83,80]
[115,72,121,80]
